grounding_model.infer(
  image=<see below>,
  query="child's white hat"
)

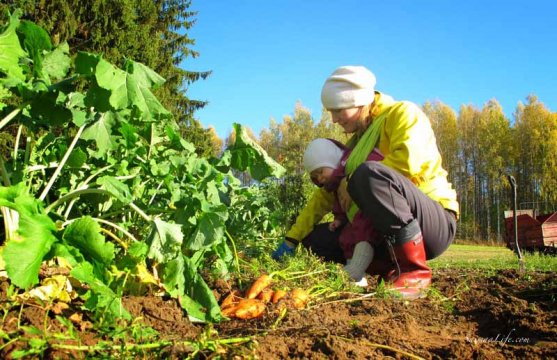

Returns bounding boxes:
[303,138,344,173]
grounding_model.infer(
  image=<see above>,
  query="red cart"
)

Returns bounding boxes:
[504,210,557,254]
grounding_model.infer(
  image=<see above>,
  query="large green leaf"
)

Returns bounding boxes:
[0,10,27,82]
[96,176,132,204]
[75,52,171,121]
[160,256,205,322]
[149,158,170,176]
[227,123,286,180]
[66,146,87,168]
[71,262,131,321]
[161,255,222,323]
[82,111,117,156]
[123,59,166,89]
[165,125,196,153]
[146,218,184,263]
[118,120,138,148]
[186,212,225,251]
[183,255,223,322]
[0,183,58,289]
[48,242,86,268]
[42,42,71,80]
[28,90,72,126]
[204,180,221,206]
[212,241,234,278]
[62,216,115,265]
[95,57,128,109]
[16,20,52,80]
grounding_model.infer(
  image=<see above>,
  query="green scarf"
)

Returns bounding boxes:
[344,110,388,221]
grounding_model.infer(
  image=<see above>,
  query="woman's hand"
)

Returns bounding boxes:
[272,239,297,261]
[337,178,353,212]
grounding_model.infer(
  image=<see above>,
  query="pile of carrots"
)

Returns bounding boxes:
[220,274,310,320]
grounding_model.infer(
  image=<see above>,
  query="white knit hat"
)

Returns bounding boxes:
[321,66,376,110]
[303,138,344,173]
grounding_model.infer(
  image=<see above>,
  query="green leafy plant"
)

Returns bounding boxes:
[0,10,284,326]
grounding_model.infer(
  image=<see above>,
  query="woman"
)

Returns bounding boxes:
[273,65,458,299]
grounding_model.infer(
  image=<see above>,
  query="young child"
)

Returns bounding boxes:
[303,138,383,286]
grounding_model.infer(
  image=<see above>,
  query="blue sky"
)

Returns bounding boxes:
[186,1,556,139]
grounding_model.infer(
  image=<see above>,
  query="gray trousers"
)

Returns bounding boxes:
[348,162,457,260]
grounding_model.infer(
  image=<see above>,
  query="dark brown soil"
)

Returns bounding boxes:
[1,268,556,359]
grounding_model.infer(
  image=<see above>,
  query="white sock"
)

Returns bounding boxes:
[343,242,374,281]
[353,277,369,287]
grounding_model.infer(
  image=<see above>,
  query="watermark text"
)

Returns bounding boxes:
[466,329,530,345]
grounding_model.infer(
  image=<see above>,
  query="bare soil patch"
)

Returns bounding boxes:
[1,268,555,359]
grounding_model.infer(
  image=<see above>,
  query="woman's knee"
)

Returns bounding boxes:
[425,240,451,260]
[349,162,382,204]
[350,161,395,192]
[349,161,400,217]
[424,211,457,260]
[351,162,385,183]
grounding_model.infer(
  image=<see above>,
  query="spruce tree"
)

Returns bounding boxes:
[1,0,216,155]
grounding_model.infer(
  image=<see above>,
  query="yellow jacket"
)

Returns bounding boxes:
[286,92,459,242]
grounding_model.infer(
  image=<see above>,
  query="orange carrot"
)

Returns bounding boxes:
[245,274,272,299]
[257,288,274,304]
[221,304,240,317]
[220,290,241,310]
[290,288,310,309]
[234,298,266,319]
[271,289,287,304]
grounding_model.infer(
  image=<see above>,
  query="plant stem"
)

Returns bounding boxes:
[148,181,163,206]
[99,227,128,250]
[0,108,21,131]
[129,202,152,222]
[83,164,113,184]
[23,135,33,168]
[38,124,86,201]
[308,292,377,309]
[45,189,109,213]
[24,162,60,172]
[92,217,138,242]
[46,188,150,223]
[270,306,288,330]
[13,124,22,165]
[1,206,17,241]
[0,156,18,241]
[63,165,113,219]
[50,336,252,353]
[225,230,241,282]
[283,269,328,281]
[148,123,155,159]
[0,337,18,352]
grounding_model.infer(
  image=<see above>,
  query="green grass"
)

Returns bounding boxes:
[235,240,555,303]
[429,244,557,272]
[235,243,366,299]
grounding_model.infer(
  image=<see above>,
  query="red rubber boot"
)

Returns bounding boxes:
[386,233,431,299]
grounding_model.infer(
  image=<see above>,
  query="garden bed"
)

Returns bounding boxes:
[1,268,555,359]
